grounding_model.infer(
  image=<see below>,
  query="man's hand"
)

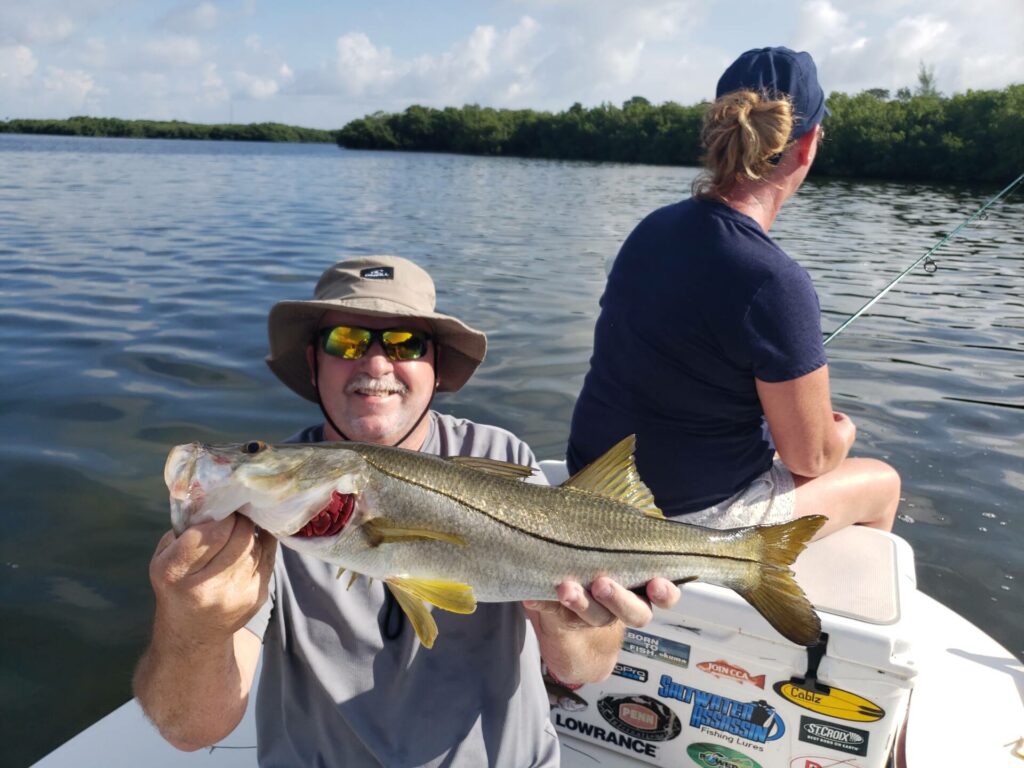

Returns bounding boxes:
[149,514,277,645]
[524,576,680,630]
[524,576,681,685]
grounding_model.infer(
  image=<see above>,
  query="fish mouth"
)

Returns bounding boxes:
[293,491,356,538]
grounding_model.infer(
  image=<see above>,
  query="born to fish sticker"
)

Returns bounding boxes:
[686,742,763,768]
[773,681,884,722]
[659,675,785,745]
[596,694,682,742]
[798,716,870,757]
[621,628,690,668]
[697,659,766,689]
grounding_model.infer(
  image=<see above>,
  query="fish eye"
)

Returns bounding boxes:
[243,440,267,454]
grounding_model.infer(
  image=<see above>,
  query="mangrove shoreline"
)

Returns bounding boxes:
[4,84,1022,184]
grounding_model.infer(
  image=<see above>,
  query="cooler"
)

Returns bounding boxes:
[549,525,918,768]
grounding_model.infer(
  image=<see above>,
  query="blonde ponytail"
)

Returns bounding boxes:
[693,90,794,200]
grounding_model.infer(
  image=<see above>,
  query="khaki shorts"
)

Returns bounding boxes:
[682,459,795,529]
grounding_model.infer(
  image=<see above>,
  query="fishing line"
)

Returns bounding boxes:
[823,170,1024,346]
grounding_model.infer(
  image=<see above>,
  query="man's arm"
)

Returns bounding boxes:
[526,576,680,684]
[133,515,275,751]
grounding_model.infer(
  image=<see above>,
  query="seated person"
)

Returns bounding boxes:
[567,48,899,538]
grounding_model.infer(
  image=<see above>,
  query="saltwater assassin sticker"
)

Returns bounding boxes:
[596,694,682,741]
[622,628,691,668]
[687,742,763,768]
[659,675,785,746]
[773,681,884,722]
[697,659,766,689]
[798,716,870,757]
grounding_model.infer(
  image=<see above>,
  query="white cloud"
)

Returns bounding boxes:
[42,66,96,106]
[144,35,204,68]
[0,45,38,86]
[160,2,220,34]
[234,70,279,99]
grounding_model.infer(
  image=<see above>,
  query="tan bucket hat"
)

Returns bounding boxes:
[266,256,487,401]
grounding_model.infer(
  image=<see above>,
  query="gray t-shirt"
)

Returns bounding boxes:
[246,412,559,767]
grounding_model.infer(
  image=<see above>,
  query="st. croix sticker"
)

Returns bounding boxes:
[686,742,763,768]
[773,681,884,722]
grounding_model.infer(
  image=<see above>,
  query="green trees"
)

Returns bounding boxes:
[3,82,1021,183]
[335,99,707,165]
[812,85,1023,182]
[0,117,337,143]
[335,85,1023,183]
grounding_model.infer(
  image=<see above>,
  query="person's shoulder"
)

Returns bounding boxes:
[432,412,527,451]
[430,412,543,477]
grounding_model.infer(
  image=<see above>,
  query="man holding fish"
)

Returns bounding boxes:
[134,256,685,766]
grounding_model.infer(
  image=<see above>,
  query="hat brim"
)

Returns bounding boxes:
[266,297,487,402]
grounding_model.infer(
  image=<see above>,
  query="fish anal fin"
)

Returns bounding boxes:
[450,456,536,480]
[562,435,664,518]
[388,576,477,615]
[385,582,438,649]
[738,515,827,646]
[363,518,466,548]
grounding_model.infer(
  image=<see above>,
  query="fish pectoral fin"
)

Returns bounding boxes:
[387,576,477,614]
[385,583,438,649]
[363,518,466,548]
[449,456,536,480]
[562,434,664,518]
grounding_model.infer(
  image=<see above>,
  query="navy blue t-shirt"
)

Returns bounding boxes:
[567,197,827,515]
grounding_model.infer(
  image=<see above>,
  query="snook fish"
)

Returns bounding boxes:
[165,435,826,648]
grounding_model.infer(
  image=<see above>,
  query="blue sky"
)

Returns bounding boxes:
[2,0,1022,128]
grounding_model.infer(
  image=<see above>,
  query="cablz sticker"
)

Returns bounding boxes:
[697,659,766,689]
[596,694,681,741]
[613,662,649,683]
[553,713,658,758]
[773,681,884,722]
[687,742,763,768]
[622,629,690,668]
[798,716,870,757]
[659,675,784,744]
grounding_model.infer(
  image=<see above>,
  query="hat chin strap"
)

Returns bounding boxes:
[311,344,439,448]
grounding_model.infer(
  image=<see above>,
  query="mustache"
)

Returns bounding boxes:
[344,373,409,396]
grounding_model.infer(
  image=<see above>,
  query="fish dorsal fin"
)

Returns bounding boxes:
[562,434,664,518]
[449,456,536,480]
[385,577,478,649]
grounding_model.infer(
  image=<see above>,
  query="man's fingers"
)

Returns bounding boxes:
[557,581,617,628]
[645,578,681,610]
[590,577,653,627]
[157,516,238,578]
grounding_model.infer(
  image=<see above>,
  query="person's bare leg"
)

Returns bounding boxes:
[792,457,900,539]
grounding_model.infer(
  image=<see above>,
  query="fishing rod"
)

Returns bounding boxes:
[823,170,1024,346]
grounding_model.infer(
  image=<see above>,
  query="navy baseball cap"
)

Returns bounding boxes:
[716,46,830,139]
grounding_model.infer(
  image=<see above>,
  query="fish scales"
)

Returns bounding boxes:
[165,437,826,647]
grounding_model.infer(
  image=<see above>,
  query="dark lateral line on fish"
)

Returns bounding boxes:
[358,453,767,565]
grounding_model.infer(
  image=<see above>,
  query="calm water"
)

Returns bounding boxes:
[1,134,1021,765]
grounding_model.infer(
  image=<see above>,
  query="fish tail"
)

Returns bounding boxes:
[736,515,826,646]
